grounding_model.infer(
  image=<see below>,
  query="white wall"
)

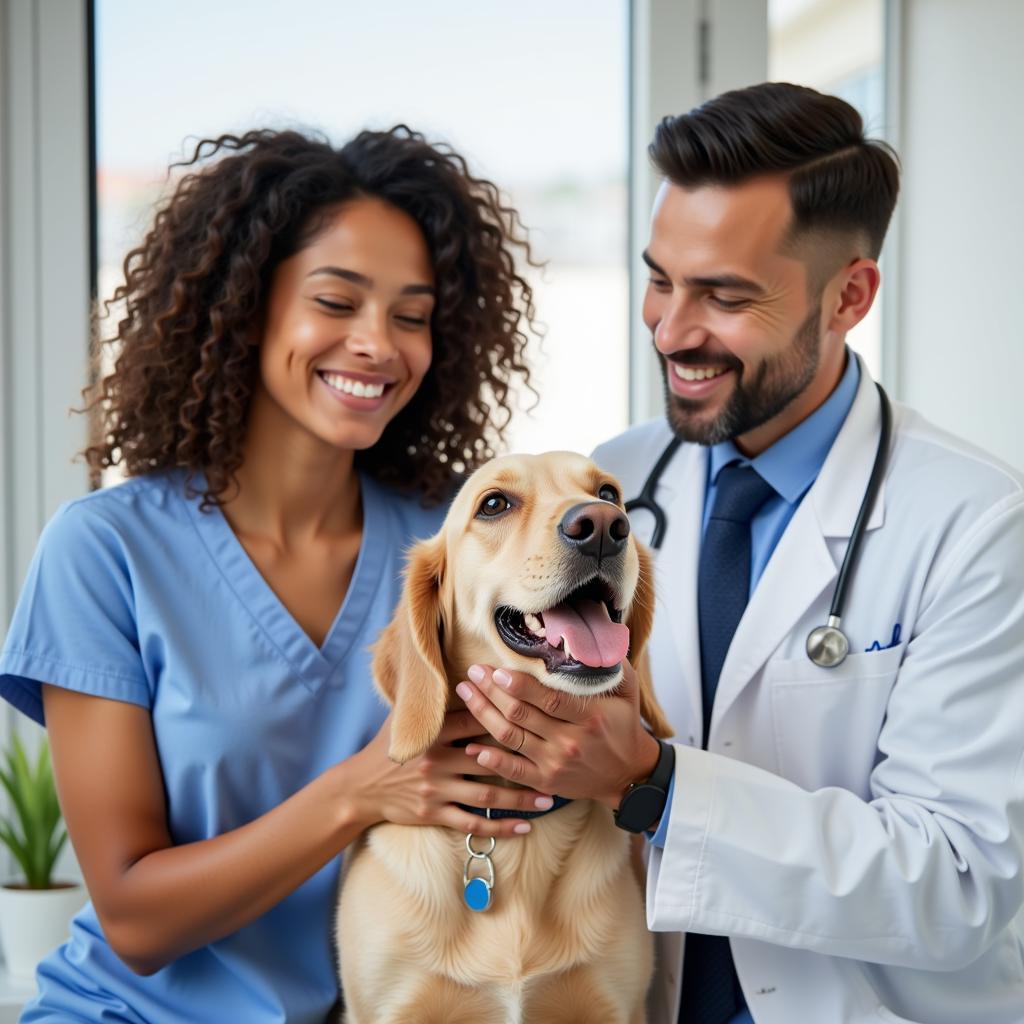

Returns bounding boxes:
[892,0,1024,470]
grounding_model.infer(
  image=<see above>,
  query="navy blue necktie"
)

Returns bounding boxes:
[680,463,775,1024]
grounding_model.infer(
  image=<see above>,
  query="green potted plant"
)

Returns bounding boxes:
[0,733,86,982]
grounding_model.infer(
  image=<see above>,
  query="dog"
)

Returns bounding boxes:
[336,452,672,1024]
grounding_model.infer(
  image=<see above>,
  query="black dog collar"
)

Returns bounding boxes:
[459,795,573,821]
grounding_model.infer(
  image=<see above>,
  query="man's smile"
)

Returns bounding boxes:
[667,361,735,400]
[671,364,730,382]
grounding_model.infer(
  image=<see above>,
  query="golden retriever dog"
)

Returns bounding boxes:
[336,452,672,1024]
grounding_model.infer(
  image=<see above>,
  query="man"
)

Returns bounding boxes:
[457,82,1024,1023]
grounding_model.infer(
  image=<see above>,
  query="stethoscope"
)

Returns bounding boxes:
[625,382,892,668]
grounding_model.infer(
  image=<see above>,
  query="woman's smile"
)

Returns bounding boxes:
[316,368,397,411]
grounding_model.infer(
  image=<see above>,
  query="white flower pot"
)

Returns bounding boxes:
[0,882,88,983]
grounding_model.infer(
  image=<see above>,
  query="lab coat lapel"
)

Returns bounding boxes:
[649,443,706,741]
[708,361,887,735]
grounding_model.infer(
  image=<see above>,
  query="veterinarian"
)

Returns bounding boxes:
[0,129,549,1023]
[458,82,1024,1023]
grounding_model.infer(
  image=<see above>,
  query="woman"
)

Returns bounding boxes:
[0,127,552,1023]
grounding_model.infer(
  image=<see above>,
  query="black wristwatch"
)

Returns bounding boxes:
[614,738,675,834]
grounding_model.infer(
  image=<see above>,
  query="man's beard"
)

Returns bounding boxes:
[660,302,822,446]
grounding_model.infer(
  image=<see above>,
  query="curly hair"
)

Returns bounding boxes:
[83,127,537,505]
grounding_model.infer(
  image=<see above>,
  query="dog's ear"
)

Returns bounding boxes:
[627,542,673,740]
[373,534,450,763]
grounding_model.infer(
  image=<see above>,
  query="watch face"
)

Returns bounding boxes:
[618,783,666,832]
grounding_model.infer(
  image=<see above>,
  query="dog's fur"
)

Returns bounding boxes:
[336,453,672,1024]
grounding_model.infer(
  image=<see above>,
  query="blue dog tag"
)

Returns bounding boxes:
[464,824,496,913]
[463,876,492,912]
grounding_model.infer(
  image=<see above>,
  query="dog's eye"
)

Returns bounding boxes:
[477,492,512,518]
[598,483,620,505]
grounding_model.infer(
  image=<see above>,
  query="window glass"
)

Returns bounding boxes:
[769,0,886,377]
[94,0,629,466]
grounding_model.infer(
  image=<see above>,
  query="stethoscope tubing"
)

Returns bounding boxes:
[623,435,683,550]
[826,382,891,621]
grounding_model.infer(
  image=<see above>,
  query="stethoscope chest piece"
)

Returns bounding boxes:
[806,616,850,668]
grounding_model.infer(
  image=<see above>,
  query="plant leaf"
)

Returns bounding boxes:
[0,735,66,888]
[0,821,32,882]
[0,755,33,849]
[45,828,68,881]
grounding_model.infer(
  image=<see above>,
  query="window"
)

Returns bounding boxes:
[94,0,630,463]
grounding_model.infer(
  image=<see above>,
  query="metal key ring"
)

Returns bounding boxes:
[465,833,497,858]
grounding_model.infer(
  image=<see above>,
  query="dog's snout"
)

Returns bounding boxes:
[558,501,630,559]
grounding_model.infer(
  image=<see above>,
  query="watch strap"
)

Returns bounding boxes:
[614,738,675,833]
[645,736,675,792]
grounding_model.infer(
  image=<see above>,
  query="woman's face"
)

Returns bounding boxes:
[256,197,435,454]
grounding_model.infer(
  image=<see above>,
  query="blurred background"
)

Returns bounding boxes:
[0,0,1022,1006]
[91,0,888,462]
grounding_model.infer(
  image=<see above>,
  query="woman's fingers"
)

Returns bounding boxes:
[448,780,554,815]
[467,666,591,729]
[464,743,542,792]
[419,745,497,777]
[438,805,534,838]
[422,746,555,808]
[456,681,539,757]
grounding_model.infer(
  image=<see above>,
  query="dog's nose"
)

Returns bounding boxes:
[558,501,630,559]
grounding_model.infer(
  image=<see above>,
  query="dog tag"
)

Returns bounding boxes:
[462,843,496,913]
[463,875,492,912]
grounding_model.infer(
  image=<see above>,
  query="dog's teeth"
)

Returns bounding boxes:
[523,612,544,635]
[562,635,573,659]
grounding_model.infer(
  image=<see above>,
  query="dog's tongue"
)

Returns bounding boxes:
[543,599,629,668]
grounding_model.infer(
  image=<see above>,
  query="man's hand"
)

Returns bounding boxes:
[455,661,661,810]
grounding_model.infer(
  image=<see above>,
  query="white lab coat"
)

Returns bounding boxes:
[594,361,1024,1024]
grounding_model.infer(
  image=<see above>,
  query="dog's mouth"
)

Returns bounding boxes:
[494,577,629,679]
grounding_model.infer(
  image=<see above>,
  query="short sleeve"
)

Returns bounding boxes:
[0,500,151,725]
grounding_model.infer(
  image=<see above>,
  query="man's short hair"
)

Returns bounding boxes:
[649,82,900,260]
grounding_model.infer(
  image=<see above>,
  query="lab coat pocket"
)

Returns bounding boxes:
[768,646,903,796]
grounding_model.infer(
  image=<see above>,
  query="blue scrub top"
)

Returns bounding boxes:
[0,469,448,1023]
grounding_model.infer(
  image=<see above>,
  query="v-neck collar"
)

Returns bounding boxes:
[180,469,390,691]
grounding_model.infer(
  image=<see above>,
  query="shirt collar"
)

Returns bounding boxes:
[708,349,861,505]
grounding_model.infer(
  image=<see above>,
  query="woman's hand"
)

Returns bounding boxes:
[456,661,661,810]
[345,709,556,838]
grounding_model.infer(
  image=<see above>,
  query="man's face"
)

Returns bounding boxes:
[642,177,839,453]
